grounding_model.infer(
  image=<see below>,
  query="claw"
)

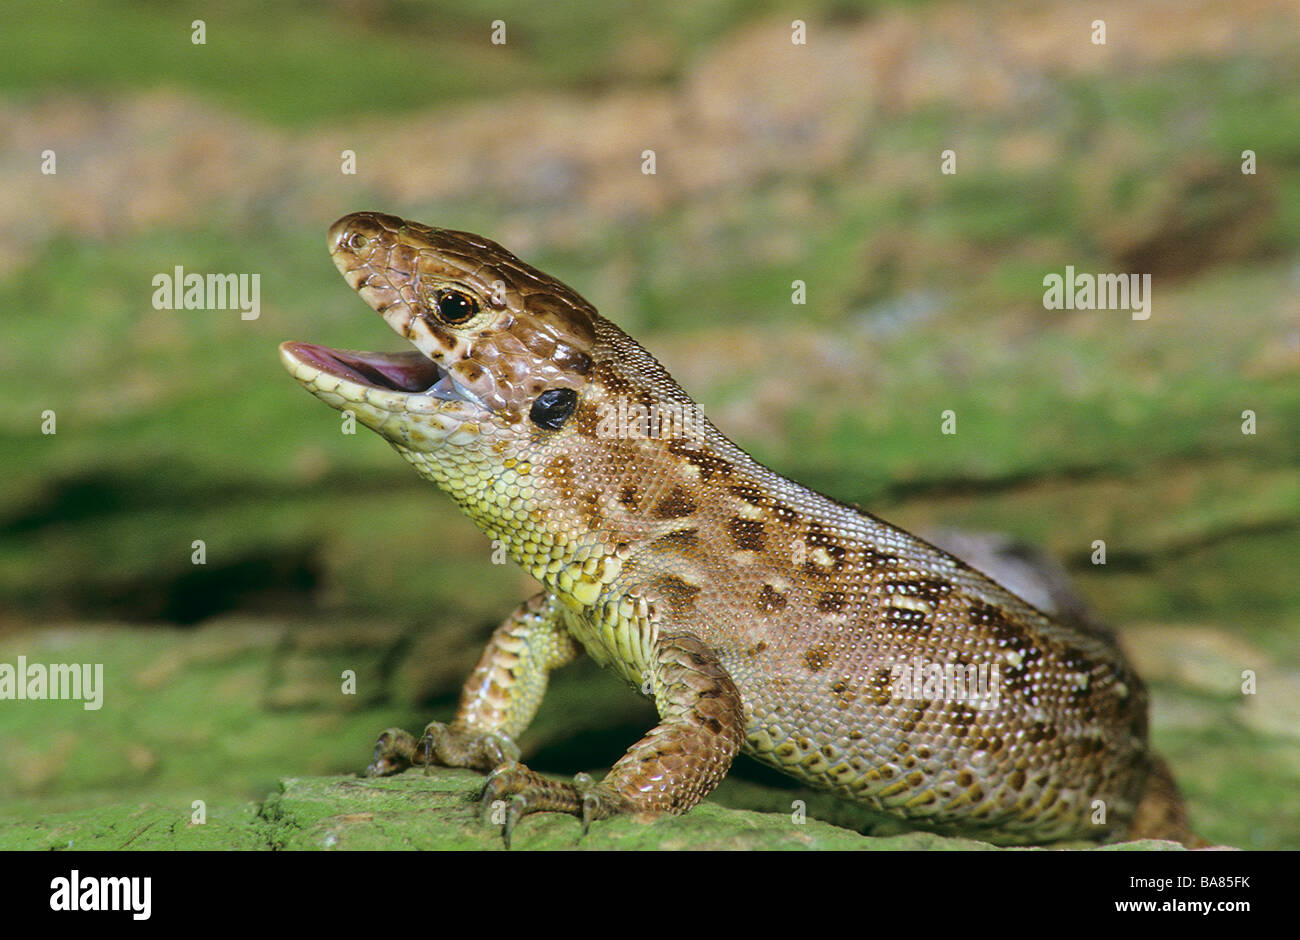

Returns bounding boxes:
[419,721,444,774]
[480,764,518,812]
[366,736,388,776]
[479,763,527,848]
[367,727,417,776]
[574,772,599,835]
[503,795,526,849]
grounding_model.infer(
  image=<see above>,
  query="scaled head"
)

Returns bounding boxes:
[281,212,604,452]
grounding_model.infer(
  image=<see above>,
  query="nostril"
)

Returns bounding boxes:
[328,213,373,255]
[327,219,351,254]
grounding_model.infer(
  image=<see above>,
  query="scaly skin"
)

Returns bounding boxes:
[280,211,1189,846]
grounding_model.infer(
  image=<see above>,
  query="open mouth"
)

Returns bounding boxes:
[280,342,473,402]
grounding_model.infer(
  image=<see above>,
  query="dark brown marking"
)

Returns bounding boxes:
[803,643,832,672]
[652,486,698,519]
[727,517,766,552]
[885,577,954,603]
[617,485,640,510]
[968,601,1022,643]
[756,583,789,612]
[415,318,456,350]
[1078,736,1104,756]
[816,591,847,613]
[649,528,701,556]
[728,483,764,506]
[592,362,633,395]
[862,547,901,569]
[523,293,597,345]
[457,361,487,383]
[667,440,733,482]
[1061,646,1091,674]
[552,343,593,375]
[771,502,800,524]
[649,574,701,617]
[884,605,932,634]
[801,523,848,577]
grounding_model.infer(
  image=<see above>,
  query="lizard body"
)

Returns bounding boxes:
[280,212,1188,845]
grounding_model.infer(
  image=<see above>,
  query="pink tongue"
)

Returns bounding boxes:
[292,343,442,392]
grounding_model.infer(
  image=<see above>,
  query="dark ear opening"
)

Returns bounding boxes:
[530,388,579,430]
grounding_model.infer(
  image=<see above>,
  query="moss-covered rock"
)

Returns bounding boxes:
[2,770,1197,851]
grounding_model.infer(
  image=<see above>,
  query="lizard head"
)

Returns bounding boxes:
[279,212,600,458]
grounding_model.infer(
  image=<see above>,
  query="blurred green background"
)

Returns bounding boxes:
[1,0,1297,849]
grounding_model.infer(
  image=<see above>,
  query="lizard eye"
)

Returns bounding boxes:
[530,388,578,430]
[431,288,479,325]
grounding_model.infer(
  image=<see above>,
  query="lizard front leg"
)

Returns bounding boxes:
[368,591,582,775]
[482,632,745,845]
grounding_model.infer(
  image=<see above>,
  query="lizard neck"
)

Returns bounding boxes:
[393,315,781,612]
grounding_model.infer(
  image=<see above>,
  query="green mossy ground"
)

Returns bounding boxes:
[10,770,1185,852]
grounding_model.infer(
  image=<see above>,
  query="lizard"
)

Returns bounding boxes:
[279,211,1191,847]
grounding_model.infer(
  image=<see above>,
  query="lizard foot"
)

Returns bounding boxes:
[481,761,632,848]
[366,723,519,776]
[367,727,419,776]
